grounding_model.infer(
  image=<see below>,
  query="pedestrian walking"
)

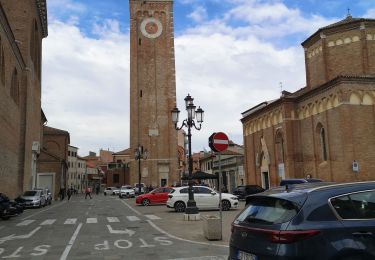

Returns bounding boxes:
[67,187,72,201]
[85,186,92,199]
[95,185,100,195]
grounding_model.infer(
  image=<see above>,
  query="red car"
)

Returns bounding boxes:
[136,187,173,206]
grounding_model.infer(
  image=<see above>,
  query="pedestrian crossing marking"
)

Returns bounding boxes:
[64,218,77,225]
[107,217,120,223]
[145,214,161,220]
[86,218,98,224]
[17,220,35,226]
[40,219,56,225]
[127,216,140,221]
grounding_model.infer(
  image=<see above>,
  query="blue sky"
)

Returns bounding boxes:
[42,0,375,155]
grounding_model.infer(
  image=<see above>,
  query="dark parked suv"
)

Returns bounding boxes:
[279,178,322,186]
[229,181,375,260]
[232,185,265,200]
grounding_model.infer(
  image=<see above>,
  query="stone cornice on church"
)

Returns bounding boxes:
[242,75,375,136]
[35,0,48,38]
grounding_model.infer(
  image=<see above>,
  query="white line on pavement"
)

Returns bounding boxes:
[17,220,35,226]
[107,217,119,223]
[21,201,66,220]
[86,218,97,224]
[127,216,140,221]
[40,219,56,226]
[60,223,82,260]
[119,200,142,216]
[144,214,161,220]
[64,218,77,225]
[167,256,227,260]
[146,220,228,248]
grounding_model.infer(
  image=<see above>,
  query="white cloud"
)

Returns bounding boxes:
[42,20,130,155]
[188,6,208,23]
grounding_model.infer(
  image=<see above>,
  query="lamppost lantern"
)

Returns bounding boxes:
[171,94,204,216]
[184,94,194,108]
[171,107,180,125]
[196,106,204,123]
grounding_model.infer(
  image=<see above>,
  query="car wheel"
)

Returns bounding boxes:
[221,200,231,211]
[174,201,186,212]
[1,216,10,220]
[142,199,150,206]
[38,202,42,208]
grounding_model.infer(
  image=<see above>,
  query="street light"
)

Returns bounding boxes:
[171,94,204,215]
[134,145,148,195]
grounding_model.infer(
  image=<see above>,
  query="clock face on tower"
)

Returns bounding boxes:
[140,17,163,39]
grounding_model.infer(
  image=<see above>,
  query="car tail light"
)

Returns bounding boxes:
[271,230,320,244]
[232,224,320,244]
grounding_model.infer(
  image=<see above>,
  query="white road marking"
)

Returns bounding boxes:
[127,216,140,221]
[21,201,66,220]
[40,219,56,226]
[167,256,227,260]
[60,223,82,260]
[144,214,161,220]
[106,225,135,236]
[64,218,77,225]
[0,227,41,244]
[17,220,35,226]
[146,220,228,248]
[107,217,120,223]
[119,200,142,215]
[86,218,97,224]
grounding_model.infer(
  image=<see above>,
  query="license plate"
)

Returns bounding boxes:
[237,250,257,260]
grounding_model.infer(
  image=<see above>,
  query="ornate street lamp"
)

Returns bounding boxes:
[134,145,148,195]
[171,94,204,215]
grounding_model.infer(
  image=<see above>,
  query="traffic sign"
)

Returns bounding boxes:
[209,132,229,152]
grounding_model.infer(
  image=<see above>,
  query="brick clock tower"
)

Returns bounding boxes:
[129,0,178,188]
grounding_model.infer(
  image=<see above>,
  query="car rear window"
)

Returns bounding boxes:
[236,196,300,224]
[24,191,37,196]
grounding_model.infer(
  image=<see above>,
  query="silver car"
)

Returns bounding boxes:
[20,190,46,208]
[34,188,52,205]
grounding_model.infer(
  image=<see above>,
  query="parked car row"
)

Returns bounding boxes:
[104,183,147,197]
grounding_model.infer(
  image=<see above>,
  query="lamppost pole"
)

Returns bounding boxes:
[171,94,204,216]
[135,145,147,195]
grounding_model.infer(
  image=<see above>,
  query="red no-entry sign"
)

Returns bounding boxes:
[209,132,229,152]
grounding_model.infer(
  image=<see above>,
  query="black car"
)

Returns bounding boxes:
[229,181,375,260]
[232,185,265,200]
[279,178,322,186]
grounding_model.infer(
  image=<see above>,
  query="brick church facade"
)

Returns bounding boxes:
[242,15,375,189]
[0,1,48,198]
[129,0,179,187]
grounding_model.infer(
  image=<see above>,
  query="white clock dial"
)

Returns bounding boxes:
[140,17,163,39]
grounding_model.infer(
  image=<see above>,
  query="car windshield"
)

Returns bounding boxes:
[236,196,300,224]
[23,191,37,196]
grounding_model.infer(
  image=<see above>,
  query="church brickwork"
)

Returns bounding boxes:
[0,1,47,198]
[129,0,178,188]
[243,17,375,188]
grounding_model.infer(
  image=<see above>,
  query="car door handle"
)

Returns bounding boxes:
[352,232,373,237]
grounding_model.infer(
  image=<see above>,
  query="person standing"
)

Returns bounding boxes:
[85,186,92,199]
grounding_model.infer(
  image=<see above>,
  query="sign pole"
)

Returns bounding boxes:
[218,152,223,240]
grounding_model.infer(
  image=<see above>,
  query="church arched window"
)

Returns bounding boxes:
[275,131,285,163]
[10,68,19,105]
[316,123,328,161]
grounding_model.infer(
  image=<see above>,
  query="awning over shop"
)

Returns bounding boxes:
[181,171,218,180]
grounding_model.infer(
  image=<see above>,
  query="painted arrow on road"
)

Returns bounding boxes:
[0,227,41,244]
[106,225,135,236]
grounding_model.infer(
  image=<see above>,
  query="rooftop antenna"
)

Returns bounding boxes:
[279,82,283,95]
[347,8,352,18]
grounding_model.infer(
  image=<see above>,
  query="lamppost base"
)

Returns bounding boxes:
[184,213,201,221]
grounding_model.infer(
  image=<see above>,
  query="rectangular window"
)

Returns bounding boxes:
[113,174,119,183]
